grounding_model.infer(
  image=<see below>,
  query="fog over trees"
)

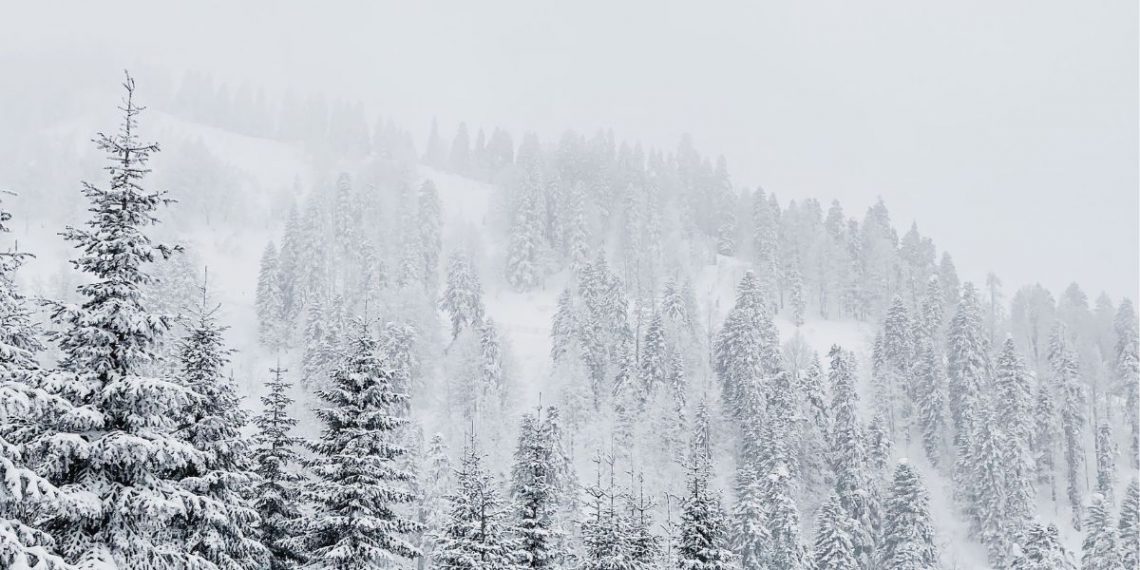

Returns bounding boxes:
[0,4,1136,570]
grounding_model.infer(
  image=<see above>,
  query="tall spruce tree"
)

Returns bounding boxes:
[0,199,70,569]
[1012,524,1076,570]
[995,338,1036,545]
[511,412,562,569]
[1114,300,1139,469]
[252,363,307,570]
[813,492,859,570]
[441,253,486,340]
[879,461,938,570]
[1120,480,1140,570]
[433,438,520,570]
[828,345,878,567]
[1081,494,1123,570]
[35,73,217,568]
[1050,324,1087,529]
[174,289,267,569]
[300,324,421,568]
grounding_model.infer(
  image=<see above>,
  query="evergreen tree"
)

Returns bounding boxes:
[1034,381,1062,507]
[879,461,938,570]
[828,346,878,567]
[1119,480,1139,570]
[762,465,809,570]
[300,324,421,568]
[511,413,562,569]
[433,439,520,570]
[35,73,217,568]
[1094,423,1117,506]
[677,459,733,570]
[912,331,947,468]
[418,180,443,291]
[174,291,267,570]
[417,434,453,569]
[1114,300,1139,469]
[256,241,287,349]
[252,364,307,570]
[581,453,640,570]
[639,313,668,404]
[506,190,542,292]
[813,493,859,570]
[1081,495,1123,570]
[995,338,1036,542]
[442,253,486,340]
[550,288,576,363]
[1012,524,1077,570]
[730,464,767,570]
[0,199,69,569]
[1050,324,1087,529]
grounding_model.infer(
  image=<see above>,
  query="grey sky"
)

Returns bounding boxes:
[3,0,1136,299]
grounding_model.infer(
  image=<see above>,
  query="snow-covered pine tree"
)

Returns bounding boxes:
[550,288,576,363]
[879,460,938,570]
[813,492,859,570]
[1011,524,1076,570]
[256,241,287,349]
[0,198,70,569]
[876,295,913,442]
[433,438,520,570]
[912,330,948,468]
[417,433,452,569]
[511,412,562,569]
[442,253,486,340]
[1114,300,1139,469]
[828,345,879,567]
[1094,423,1117,506]
[35,73,217,568]
[300,323,421,568]
[752,188,779,310]
[971,400,1014,567]
[277,203,303,324]
[581,453,638,570]
[1049,323,1087,529]
[173,289,267,569]
[867,413,892,476]
[713,272,771,420]
[1081,494,1124,570]
[788,266,806,327]
[730,463,767,570]
[947,283,988,450]
[252,363,307,570]
[1120,480,1139,570]
[678,424,733,570]
[1034,382,1062,507]
[301,295,343,388]
[418,180,443,291]
[639,313,668,406]
[761,464,808,570]
[506,190,542,292]
[994,338,1036,543]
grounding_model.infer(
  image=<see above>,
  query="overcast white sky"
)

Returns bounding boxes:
[2,0,1136,299]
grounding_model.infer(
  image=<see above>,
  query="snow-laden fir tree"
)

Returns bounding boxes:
[300,322,421,568]
[550,288,576,363]
[34,73,218,568]
[813,492,859,570]
[173,289,267,569]
[1049,323,1087,529]
[994,338,1036,543]
[828,345,879,567]
[442,253,486,340]
[947,283,988,450]
[433,438,520,570]
[1011,524,1077,570]
[506,189,542,292]
[751,188,779,311]
[788,266,806,327]
[417,433,452,569]
[581,453,641,570]
[677,422,733,570]
[301,294,343,388]
[730,463,767,570]
[1081,494,1124,570]
[639,312,668,406]
[971,400,1014,567]
[912,330,948,468]
[1034,382,1062,507]
[256,241,287,349]
[418,180,443,291]
[761,464,808,570]
[879,460,938,570]
[0,199,71,569]
[875,295,913,442]
[1114,300,1139,469]
[276,203,303,323]
[1120,480,1139,570]
[510,412,563,569]
[252,363,307,570]
[713,272,772,420]
[1094,423,1116,506]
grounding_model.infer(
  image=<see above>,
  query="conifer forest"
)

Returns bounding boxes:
[0,4,1136,570]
